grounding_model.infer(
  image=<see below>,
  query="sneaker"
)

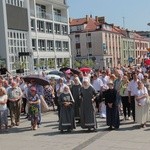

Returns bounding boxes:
[128,117,131,120]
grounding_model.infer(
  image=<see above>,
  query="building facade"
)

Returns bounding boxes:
[29,0,71,71]
[70,15,149,69]
[0,0,71,74]
[70,15,122,69]
[0,0,32,74]
[121,31,149,66]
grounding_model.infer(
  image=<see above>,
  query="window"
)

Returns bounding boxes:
[86,42,92,48]
[77,26,81,31]
[86,33,91,42]
[38,39,45,51]
[36,4,46,19]
[63,42,69,51]
[54,8,61,22]
[76,43,80,49]
[54,9,61,16]
[57,58,62,68]
[37,20,44,32]
[54,24,60,34]
[31,19,35,31]
[75,35,80,43]
[62,25,68,35]
[6,0,24,7]
[47,40,54,51]
[55,41,61,51]
[32,39,36,51]
[46,22,53,33]
[76,48,81,56]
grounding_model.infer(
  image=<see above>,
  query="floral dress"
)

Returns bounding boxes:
[28,94,40,126]
[44,86,54,107]
[0,95,8,127]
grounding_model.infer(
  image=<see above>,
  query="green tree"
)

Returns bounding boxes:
[74,60,81,68]
[40,59,45,68]
[61,58,70,67]
[13,60,26,70]
[81,59,94,68]
[47,59,55,68]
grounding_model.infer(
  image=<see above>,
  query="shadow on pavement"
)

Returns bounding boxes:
[33,127,109,137]
[2,126,31,134]
[117,125,140,131]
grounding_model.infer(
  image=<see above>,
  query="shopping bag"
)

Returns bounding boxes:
[40,96,50,113]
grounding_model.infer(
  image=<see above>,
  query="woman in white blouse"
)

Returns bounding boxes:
[135,81,149,128]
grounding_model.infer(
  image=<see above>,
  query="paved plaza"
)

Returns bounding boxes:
[1,112,150,150]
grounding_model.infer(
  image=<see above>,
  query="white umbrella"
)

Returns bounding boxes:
[46,74,60,80]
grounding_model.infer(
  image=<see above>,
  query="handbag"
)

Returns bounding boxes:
[146,96,150,105]
[40,96,50,113]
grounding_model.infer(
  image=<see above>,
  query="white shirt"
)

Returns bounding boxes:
[128,80,139,96]
[141,67,147,74]
[19,82,27,98]
[134,87,148,106]
[100,76,110,85]
[137,73,144,80]
[92,78,103,92]
[56,83,66,97]
[0,95,7,110]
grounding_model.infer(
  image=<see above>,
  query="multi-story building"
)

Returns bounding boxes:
[70,15,122,69]
[0,0,32,74]
[70,15,149,69]
[119,30,149,66]
[0,0,71,74]
[29,0,71,71]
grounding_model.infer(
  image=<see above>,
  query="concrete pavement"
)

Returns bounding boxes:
[1,112,150,150]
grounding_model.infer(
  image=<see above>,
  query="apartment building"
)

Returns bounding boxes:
[120,30,149,66]
[70,15,149,69]
[29,0,71,70]
[0,0,71,74]
[0,0,32,74]
[70,15,122,69]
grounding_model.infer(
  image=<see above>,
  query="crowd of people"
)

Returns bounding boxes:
[0,65,150,133]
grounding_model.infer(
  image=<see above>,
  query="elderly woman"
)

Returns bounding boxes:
[44,84,55,111]
[58,85,75,133]
[80,78,97,132]
[142,73,150,95]
[0,87,8,131]
[135,81,149,128]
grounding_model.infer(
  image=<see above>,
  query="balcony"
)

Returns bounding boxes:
[37,11,52,20]
[54,0,67,5]
[54,15,68,23]
[36,10,53,20]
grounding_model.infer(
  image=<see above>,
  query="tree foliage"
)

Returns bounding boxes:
[74,59,95,68]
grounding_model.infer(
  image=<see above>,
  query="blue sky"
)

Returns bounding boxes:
[67,0,150,31]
